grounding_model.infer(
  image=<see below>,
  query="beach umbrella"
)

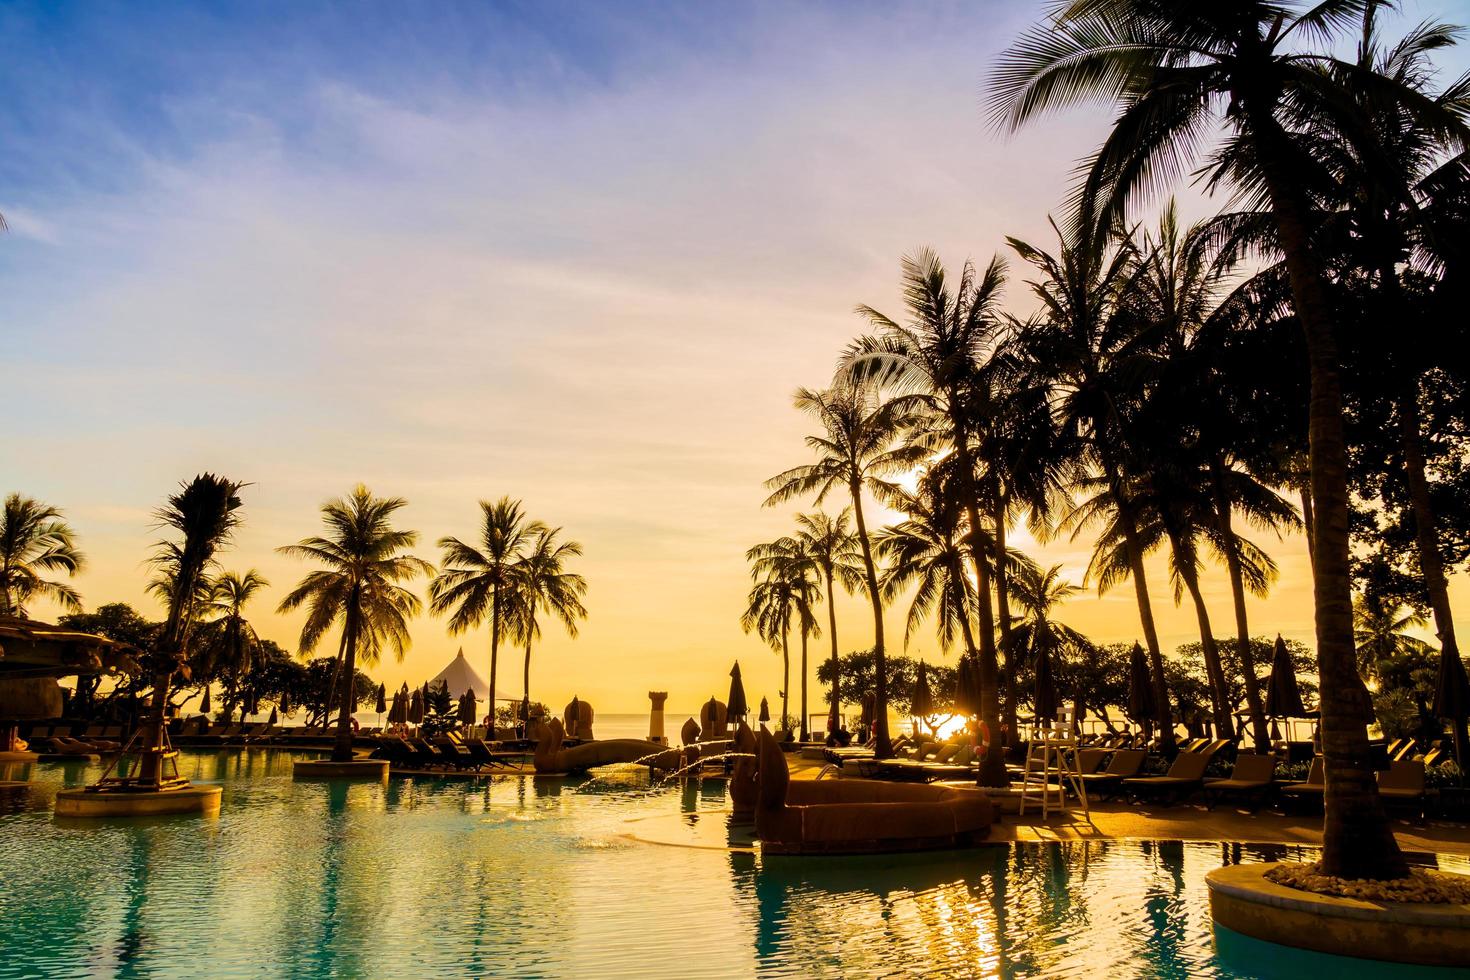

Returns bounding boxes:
[458,689,477,726]
[267,704,278,725]
[758,697,771,728]
[280,691,291,716]
[952,653,980,717]
[1432,646,1470,767]
[1033,644,1058,726]
[911,661,933,719]
[409,688,424,726]
[1126,643,1156,733]
[727,662,749,721]
[1265,635,1307,720]
[375,683,387,716]
[199,684,211,715]
[388,687,408,725]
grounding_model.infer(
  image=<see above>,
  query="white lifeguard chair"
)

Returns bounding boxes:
[1018,706,1090,819]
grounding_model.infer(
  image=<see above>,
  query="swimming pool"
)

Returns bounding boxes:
[0,750,1462,978]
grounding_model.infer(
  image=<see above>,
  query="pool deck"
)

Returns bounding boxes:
[756,755,1470,857]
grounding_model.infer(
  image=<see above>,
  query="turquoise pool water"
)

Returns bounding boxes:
[0,750,1462,979]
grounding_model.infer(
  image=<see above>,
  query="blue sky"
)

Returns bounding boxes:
[4,1,1468,713]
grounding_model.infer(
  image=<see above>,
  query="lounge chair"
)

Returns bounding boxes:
[464,738,514,769]
[431,739,480,770]
[1279,756,1324,810]
[1078,749,1146,799]
[1377,759,1429,822]
[1201,753,1277,811]
[1121,750,1216,805]
[1076,748,1109,776]
[1392,739,1418,762]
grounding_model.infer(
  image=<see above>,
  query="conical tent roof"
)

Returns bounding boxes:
[429,648,516,702]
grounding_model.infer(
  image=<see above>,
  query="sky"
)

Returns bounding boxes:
[4,1,1468,717]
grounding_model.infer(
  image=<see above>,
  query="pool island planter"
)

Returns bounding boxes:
[53,784,222,818]
[1206,862,1470,967]
[292,758,390,779]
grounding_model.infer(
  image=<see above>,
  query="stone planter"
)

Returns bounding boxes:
[54,784,222,818]
[1207,862,1470,967]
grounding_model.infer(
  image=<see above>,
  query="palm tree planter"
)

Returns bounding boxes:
[279,485,431,778]
[56,475,242,817]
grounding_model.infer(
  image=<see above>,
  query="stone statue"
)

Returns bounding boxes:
[563,697,594,740]
[680,717,701,746]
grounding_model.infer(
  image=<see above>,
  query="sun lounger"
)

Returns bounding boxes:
[1122,750,1216,805]
[1078,749,1146,799]
[1279,756,1324,810]
[1076,748,1109,776]
[1202,753,1277,811]
[1377,759,1429,822]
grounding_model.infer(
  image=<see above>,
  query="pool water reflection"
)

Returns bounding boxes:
[0,751,1461,978]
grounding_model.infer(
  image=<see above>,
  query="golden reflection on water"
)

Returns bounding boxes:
[1,751,1459,979]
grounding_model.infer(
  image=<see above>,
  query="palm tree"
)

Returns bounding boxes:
[746,533,825,739]
[0,493,85,617]
[740,566,814,732]
[790,510,863,735]
[430,498,545,726]
[193,570,270,714]
[845,249,1012,781]
[277,485,433,762]
[1009,220,1178,751]
[1007,562,1093,716]
[990,0,1470,880]
[875,471,982,666]
[1353,592,1436,681]
[764,383,927,755]
[137,475,245,785]
[1321,10,1469,707]
[509,528,588,720]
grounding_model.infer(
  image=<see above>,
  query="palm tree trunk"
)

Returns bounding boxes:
[1179,560,1235,740]
[1103,463,1175,753]
[993,496,1020,746]
[1398,382,1465,766]
[1213,470,1270,753]
[489,587,500,736]
[523,635,533,724]
[1299,481,1316,574]
[1256,138,1407,879]
[848,479,890,756]
[825,567,841,735]
[780,616,791,733]
[333,590,360,763]
[947,430,1005,785]
[798,585,810,740]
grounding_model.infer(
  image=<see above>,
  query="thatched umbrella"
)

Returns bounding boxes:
[727,662,749,722]
[1127,642,1156,739]
[1033,644,1058,726]
[1432,647,1470,768]
[199,684,211,715]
